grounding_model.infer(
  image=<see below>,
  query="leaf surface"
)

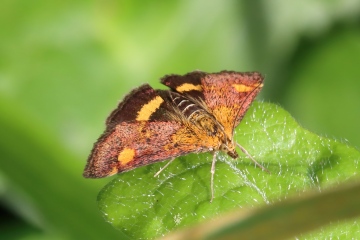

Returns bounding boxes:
[98,102,360,239]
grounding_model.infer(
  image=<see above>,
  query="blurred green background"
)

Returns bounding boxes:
[0,0,359,239]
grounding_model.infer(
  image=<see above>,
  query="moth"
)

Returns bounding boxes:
[83,70,266,202]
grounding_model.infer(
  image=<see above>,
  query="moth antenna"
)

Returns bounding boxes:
[154,157,176,177]
[236,143,270,173]
[210,152,217,203]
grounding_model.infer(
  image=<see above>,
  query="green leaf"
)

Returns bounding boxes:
[207,181,360,240]
[97,102,360,239]
[161,180,360,240]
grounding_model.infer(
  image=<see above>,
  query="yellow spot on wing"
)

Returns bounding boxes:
[176,83,202,92]
[232,83,263,92]
[118,148,135,165]
[108,166,118,176]
[136,96,164,121]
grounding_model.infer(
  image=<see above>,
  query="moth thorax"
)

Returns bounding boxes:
[190,112,219,136]
[170,92,225,138]
[171,94,203,118]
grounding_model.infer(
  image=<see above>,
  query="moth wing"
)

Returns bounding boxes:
[106,84,173,127]
[85,83,188,178]
[161,71,206,100]
[161,71,264,138]
[83,122,208,178]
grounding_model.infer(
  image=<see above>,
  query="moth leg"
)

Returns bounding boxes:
[154,157,176,177]
[236,143,270,173]
[210,152,217,203]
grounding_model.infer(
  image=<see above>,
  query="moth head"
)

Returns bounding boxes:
[220,141,238,159]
